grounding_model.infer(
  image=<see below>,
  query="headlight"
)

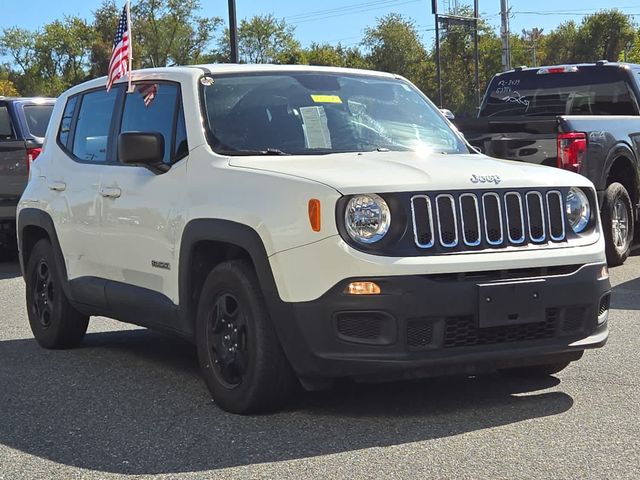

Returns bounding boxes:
[566,187,591,233]
[344,194,391,244]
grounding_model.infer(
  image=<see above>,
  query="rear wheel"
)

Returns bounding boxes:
[602,182,633,266]
[196,260,297,414]
[25,239,89,349]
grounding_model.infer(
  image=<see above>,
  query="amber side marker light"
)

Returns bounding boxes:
[346,282,381,295]
[308,199,321,232]
[598,264,609,280]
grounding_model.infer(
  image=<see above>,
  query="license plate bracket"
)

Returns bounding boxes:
[478,279,546,328]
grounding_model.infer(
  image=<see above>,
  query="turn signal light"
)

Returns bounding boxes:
[345,281,381,295]
[308,199,321,232]
[598,264,609,280]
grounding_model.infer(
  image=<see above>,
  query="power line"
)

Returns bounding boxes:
[287,0,422,25]
[286,0,401,21]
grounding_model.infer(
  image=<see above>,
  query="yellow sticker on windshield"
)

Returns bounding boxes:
[311,94,343,104]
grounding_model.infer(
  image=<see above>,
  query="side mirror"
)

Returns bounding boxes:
[118,132,169,173]
[440,108,455,121]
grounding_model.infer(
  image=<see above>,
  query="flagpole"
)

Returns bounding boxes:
[126,0,133,93]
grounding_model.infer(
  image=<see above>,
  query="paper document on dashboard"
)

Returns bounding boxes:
[300,106,332,149]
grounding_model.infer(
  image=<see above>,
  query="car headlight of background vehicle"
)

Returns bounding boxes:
[344,194,391,244]
[566,187,591,233]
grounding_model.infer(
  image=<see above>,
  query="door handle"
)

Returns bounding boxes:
[48,181,66,192]
[100,186,122,199]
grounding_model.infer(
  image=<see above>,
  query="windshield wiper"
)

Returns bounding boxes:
[215,147,289,156]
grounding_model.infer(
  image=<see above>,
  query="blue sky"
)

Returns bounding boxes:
[2,0,640,50]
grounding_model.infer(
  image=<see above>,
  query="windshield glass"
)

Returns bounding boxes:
[202,72,468,155]
[480,67,639,117]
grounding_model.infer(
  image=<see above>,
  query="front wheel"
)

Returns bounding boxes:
[196,260,297,414]
[25,239,89,349]
[602,182,634,266]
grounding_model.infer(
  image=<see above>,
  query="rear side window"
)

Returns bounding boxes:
[119,82,187,164]
[58,96,78,148]
[23,104,54,138]
[0,106,15,140]
[73,89,118,162]
[480,68,639,117]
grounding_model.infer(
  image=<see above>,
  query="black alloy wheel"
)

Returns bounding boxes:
[31,259,55,329]
[205,292,249,388]
[25,239,89,349]
[196,260,297,414]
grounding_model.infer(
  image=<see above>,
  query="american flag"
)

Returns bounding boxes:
[106,5,130,91]
[138,83,158,107]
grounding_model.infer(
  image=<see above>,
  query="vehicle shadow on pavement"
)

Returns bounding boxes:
[611,276,640,310]
[0,260,20,280]
[0,329,573,475]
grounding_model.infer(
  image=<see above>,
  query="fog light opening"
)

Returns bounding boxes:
[345,281,381,295]
[598,294,610,325]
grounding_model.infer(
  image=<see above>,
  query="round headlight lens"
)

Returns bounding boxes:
[566,187,591,233]
[345,194,391,244]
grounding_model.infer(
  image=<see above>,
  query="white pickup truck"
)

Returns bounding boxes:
[18,64,610,413]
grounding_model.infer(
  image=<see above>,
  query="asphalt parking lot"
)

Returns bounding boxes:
[0,256,639,480]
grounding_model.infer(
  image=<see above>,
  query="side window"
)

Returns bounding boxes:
[72,89,118,163]
[120,83,184,164]
[0,106,15,141]
[58,96,78,148]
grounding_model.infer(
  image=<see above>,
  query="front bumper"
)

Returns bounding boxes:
[269,263,610,380]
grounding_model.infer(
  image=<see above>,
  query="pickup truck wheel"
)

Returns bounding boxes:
[602,182,634,266]
[196,260,297,414]
[25,239,89,349]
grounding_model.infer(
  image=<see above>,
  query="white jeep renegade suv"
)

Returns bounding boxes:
[18,64,610,413]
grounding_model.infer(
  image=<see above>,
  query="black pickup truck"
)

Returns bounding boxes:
[457,62,640,265]
[0,97,55,255]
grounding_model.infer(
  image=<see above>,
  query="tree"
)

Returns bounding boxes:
[303,43,369,69]
[431,6,503,116]
[90,0,119,77]
[224,14,301,64]
[362,14,428,90]
[575,9,635,62]
[132,0,222,67]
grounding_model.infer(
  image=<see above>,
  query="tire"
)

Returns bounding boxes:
[25,239,89,349]
[196,260,297,414]
[602,182,634,266]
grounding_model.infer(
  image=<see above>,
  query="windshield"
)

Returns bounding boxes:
[202,72,468,155]
[22,104,54,138]
[480,67,639,117]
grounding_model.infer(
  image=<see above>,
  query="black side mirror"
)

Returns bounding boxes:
[118,132,169,173]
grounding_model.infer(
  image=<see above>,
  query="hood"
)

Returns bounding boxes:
[229,151,592,194]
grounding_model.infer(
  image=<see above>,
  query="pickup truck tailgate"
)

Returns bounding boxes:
[457,116,559,167]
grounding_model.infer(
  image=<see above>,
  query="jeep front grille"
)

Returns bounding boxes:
[410,189,566,250]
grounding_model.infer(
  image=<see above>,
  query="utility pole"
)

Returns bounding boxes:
[473,0,480,107]
[433,0,443,107]
[228,0,239,63]
[500,0,511,71]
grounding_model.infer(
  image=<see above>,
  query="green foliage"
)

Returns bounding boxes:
[362,14,429,90]
[132,0,222,67]
[233,14,301,64]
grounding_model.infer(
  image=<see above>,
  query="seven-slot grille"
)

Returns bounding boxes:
[411,190,566,250]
